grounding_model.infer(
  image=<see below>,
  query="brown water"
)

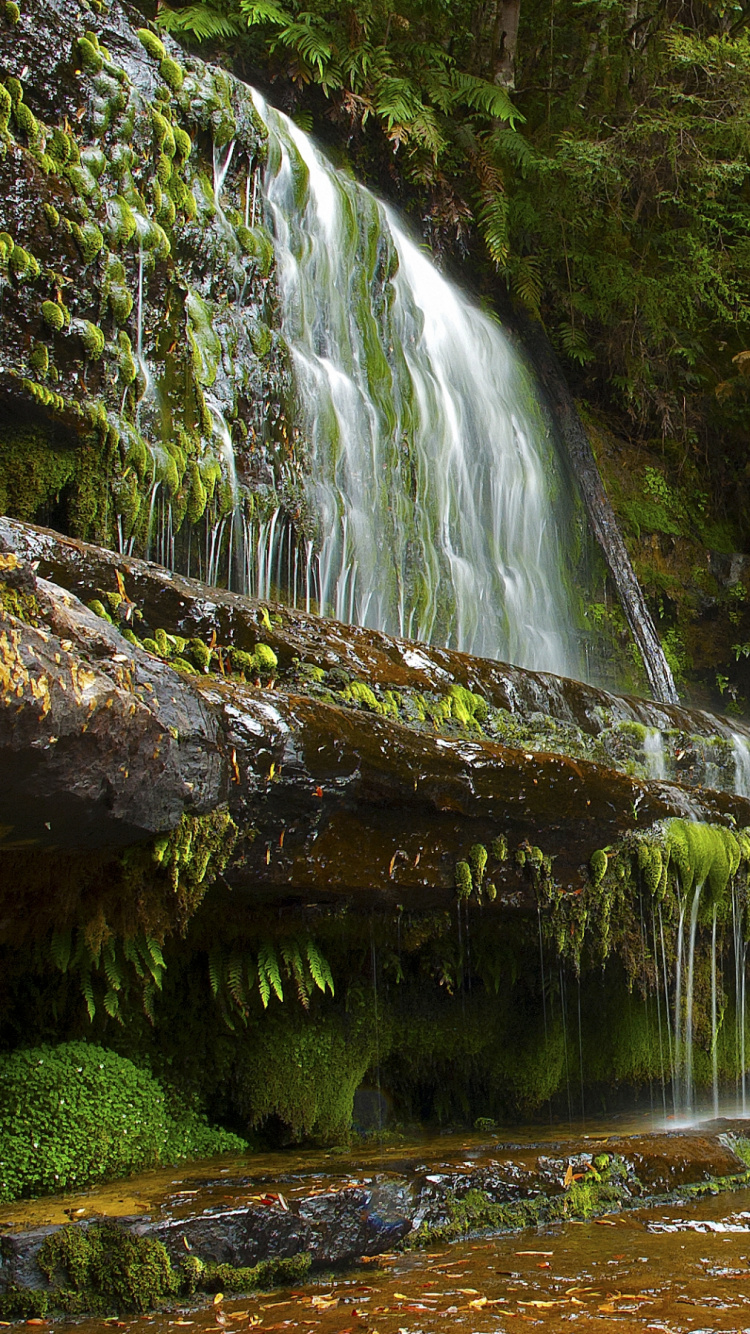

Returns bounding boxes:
[44,1186,750,1334]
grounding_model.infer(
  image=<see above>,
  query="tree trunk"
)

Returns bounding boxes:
[515,318,680,706]
[494,0,521,88]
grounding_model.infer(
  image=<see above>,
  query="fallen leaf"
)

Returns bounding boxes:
[595,1218,616,1227]
[457,1288,480,1295]
[214,1293,225,1306]
[563,1164,574,1188]
[311,1297,338,1310]
[468,1297,488,1309]
[516,1251,553,1257]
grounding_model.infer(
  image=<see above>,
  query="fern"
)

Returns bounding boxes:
[239,0,290,24]
[208,946,223,997]
[158,4,244,39]
[227,950,247,1009]
[281,938,311,1008]
[103,989,121,1021]
[306,940,334,996]
[102,943,123,993]
[477,190,509,266]
[50,929,72,973]
[80,969,96,1023]
[258,940,284,1003]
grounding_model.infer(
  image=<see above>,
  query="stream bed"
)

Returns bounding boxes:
[6,1112,750,1331]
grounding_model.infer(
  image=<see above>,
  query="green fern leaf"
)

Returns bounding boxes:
[258,940,283,1002]
[239,0,290,24]
[103,943,123,993]
[282,939,310,1008]
[123,936,145,979]
[80,969,96,1022]
[306,940,334,995]
[158,3,244,39]
[208,946,224,997]
[50,929,72,973]
[227,951,247,1008]
[477,190,509,266]
[103,989,121,1020]
[142,980,157,1024]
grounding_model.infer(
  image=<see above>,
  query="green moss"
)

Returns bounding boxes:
[590,848,608,885]
[38,1223,176,1313]
[200,1253,312,1295]
[72,220,104,264]
[28,342,49,378]
[491,834,508,861]
[468,843,488,887]
[0,419,78,523]
[254,642,278,675]
[0,83,11,133]
[0,1288,49,1321]
[250,322,273,358]
[137,27,167,61]
[13,98,38,145]
[173,124,192,163]
[42,202,60,229]
[75,35,103,75]
[78,320,106,359]
[160,56,184,91]
[455,860,472,900]
[2,2,20,23]
[189,635,213,672]
[9,244,39,280]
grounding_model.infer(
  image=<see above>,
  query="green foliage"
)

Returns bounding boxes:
[208,935,334,1023]
[0,1042,246,1202]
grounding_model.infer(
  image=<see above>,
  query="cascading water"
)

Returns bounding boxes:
[252,93,581,678]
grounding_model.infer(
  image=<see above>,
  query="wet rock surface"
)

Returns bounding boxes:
[3,519,750,900]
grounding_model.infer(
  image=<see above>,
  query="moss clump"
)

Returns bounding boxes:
[9,244,39,280]
[0,83,11,133]
[590,848,608,885]
[491,834,508,861]
[455,860,472,900]
[72,220,104,265]
[160,56,184,91]
[41,299,66,332]
[2,2,21,23]
[43,202,60,229]
[173,124,192,163]
[200,1253,312,1295]
[468,843,488,888]
[28,342,49,377]
[75,35,104,75]
[38,1224,176,1314]
[78,320,106,359]
[137,27,167,61]
[0,1041,246,1202]
[254,642,278,675]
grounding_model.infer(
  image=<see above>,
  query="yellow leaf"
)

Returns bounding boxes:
[563,1163,574,1188]
[458,1288,480,1294]
[468,1297,488,1309]
[214,1293,224,1305]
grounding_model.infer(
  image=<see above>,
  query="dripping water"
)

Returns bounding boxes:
[684,883,703,1112]
[711,906,719,1119]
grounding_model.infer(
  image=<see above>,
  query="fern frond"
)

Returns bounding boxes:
[227,951,247,1008]
[239,0,290,24]
[50,929,72,973]
[451,72,523,127]
[103,989,122,1021]
[80,969,96,1022]
[477,190,509,266]
[306,940,334,995]
[557,320,595,365]
[276,21,333,75]
[158,3,244,39]
[208,946,224,997]
[103,943,123,993]
[510,255,544,318]
[142,980,157,1024]
[282,939,310,1009]
[123,936,145,978]
[258,940,283,1002]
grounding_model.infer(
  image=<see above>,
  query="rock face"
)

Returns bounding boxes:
[0,0,292,574]
[2,517,750,904]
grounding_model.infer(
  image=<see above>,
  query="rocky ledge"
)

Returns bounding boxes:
[3,518,750,911]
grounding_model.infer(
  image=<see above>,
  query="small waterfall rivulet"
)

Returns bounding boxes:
[252,94,581,678]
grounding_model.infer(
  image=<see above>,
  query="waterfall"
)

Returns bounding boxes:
[643,728,667,781]
[252,93,581,679]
